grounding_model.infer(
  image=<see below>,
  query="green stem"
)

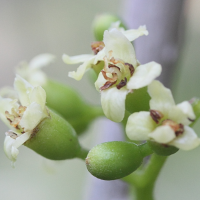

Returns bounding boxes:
[123,154,167,200]
[77,148,89,160]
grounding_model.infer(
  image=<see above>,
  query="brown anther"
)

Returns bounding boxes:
[162,119,184,136]
[11,117,21,128]
[101,71,118,82]
[108,64,120,71]
[5,131,18,139]
[188,118,195,122]
[150,110,164,124]
[125,63,135,76]
[18,106,27,116]
[116,78,127,89]
[91,41,105,55]
[100,80,117,91]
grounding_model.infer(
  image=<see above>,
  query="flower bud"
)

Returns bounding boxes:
[125,87,150,113]
[92,13,126,41]
[147,140,179,156]
[86,141,143,180]
[43,79,102,135]
[25,109,81,160]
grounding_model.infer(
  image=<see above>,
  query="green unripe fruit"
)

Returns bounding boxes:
[86,141,143,180]
[92,13,126,41]
[148,140,179,156]
[43,79,102,135]
[125,87,150,113]
[25,109,81,160]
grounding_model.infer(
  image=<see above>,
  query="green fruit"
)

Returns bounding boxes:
[25,109,81,160]
[86,141,143,180]
[148,140,179,156]
[92,13,126,41]
[125,87,150,113]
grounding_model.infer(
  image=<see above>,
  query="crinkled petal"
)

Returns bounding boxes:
[148,126,176,144]
[29,54,55,69]
[62,54,94,64]
[95,72,107,91]
[101,87,128,122]
[14,75,33,106]
[68,56,96,81]
[4,132,31,163]
[103,29,137,67]
[123,26,149,41]
[127,62,161,89]
[148,80,175,114]
[170,126,200,150]
[126,111,155,141]
[177,101,196,122]
[20,102,46,131]
[29,86,46,111]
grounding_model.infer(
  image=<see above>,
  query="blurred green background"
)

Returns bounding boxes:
[0,0,200,200]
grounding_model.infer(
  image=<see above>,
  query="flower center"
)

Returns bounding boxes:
[5,106,27,133]
[150,109,184,137]
[91,41,105,55]
[100,52,135,91]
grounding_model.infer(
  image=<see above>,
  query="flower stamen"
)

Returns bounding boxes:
[150,110,164,124]
[91,41,105,55]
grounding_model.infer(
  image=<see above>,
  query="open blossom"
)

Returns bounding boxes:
[0,75,49,164]
[94,29,161,122]
[16,54,55,86]
[126,80,200,150]
[62,23,149,81]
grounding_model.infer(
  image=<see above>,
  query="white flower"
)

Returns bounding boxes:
[16,54,55,86]
[62,24,149,81]
[126,80,200,150]
[95,29,161,122]
[0,75,49,164]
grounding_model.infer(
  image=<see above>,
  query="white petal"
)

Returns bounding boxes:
[149,126,176,144]
[4,132,31,162]
[0,86,18,99]
[126,111,155,140]
[148,80,175,114]
[170,126,200,150]
[29,54,55,69]
[29,86,46,110]
[94,72,107,91]
[62,54,94,64]
[14,75,33,106]
[103,29,137,66]
[123,26,149,41]
[127,62,161,89]
[101,87,128,122]
[20,102,46,131]
[177,101,196,121]
[68,56,96,81]
[28,70,47,86]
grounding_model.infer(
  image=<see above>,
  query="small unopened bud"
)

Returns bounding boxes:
[86,141,143,180]
[92,13,126,41]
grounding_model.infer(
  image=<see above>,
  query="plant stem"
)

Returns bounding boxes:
[77,148,89,160]
[123,154,167,200]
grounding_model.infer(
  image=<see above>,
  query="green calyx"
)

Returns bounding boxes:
[125,87,150,113]
[92,13,126,41]
[25,109,81,160]
[43,79,103,135]
[190,98,200,126]
[147,140,179,156]
[86,141,143,180]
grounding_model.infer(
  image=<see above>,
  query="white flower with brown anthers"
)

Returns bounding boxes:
[95,29,161,122]
[126,80,200,150]
[0,75,49,164]
[62,24,149,81]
